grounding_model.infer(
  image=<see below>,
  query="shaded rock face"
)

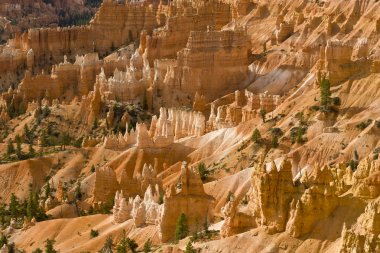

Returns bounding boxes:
[341,197,380,253]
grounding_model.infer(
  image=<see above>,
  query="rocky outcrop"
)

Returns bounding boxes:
[152,27,249,107]
[221,159,339,238]
[145,0,232,63]
[207,90,281,130]
[102,107,206,150]
[340,196,380,253]
[92,166,120,204]
[113,161,213,242]
[159,161,214,242]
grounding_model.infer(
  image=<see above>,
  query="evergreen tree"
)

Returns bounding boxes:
[296,127,304,144]
[320,77,331,107]
[185,241,196,253]
[27,189,37,219]
[7,138,15,156]
[32,248,43,253]
[197,163,208,182]
[15,135,22,159]
[143,239,152,253]
[143,91,148,111]
[93,118,98,130]
[125,238,138,253]
[271,135,279,148]
[45,181,51,200]
[0,233,7,247]
[42,105,51,118]
[24,124,33,144]
[60,132,71,150]
[259,109,266,123]
[44,239,57,253]
[251,129,262,144]
[7,243,15,253]
[29,143,35,157]
[75,181,82,200]
[9,193,19,220]
[175,213,189,241]
[0,204,5,226]
[101,236,114,253]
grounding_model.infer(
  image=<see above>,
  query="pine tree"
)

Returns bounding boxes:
[44,181,51,200]
[15,135,22,159]
[9,193,19,220]
[0,233,7,247]
[296,127,304,144]
[75,181,82,200]
[185,241,196,253]
[32,248,43,253]
[60,132,71,150]
[175,213,189,241]
[29,143,35,157]
[24,124,33,144]
[27,189,37,219]
[7,138,15,156]
[320,77,331,107]
[197,163,208,182]
[271,135,279,148]
[101,236,114,253]
[143,239,152,253]
[45,239,57,253]
[259,109,266,123]
[0,204,5,226]
[251,129,262,144]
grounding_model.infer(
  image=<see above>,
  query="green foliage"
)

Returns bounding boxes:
[15,135,22,159]
[90,229,99,238]
[100,236,114,253]
[45,239,57,253]
[60,132,71,150]
[332,97,341,106]
[42,105,51,118]
[320,77,331,107]
[24,124,34,144]
[259,109,266,123]
[185,241,196,253]
[73,137,83,148]
[143,239,152,253]
[158,191,164,205]
[93,118,99,130]
[251,128,262,144]
[143,91,148,111]
[9,193,19,219]
[32,248,43,253]
[197,162,208,182]
[356,119,372,130]
[271,135,279,148]
[45,181,51,200]
[75,181,82,201]
[29,144,35,156]
[91,165,96,173]
[290,127,307,144]
[7,139,15,156]
[175,213,189,241]
[0,233,7,248]
[270,127,283,137]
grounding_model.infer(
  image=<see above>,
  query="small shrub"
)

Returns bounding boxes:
[356,119,372,130]
[90,229,99,238]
